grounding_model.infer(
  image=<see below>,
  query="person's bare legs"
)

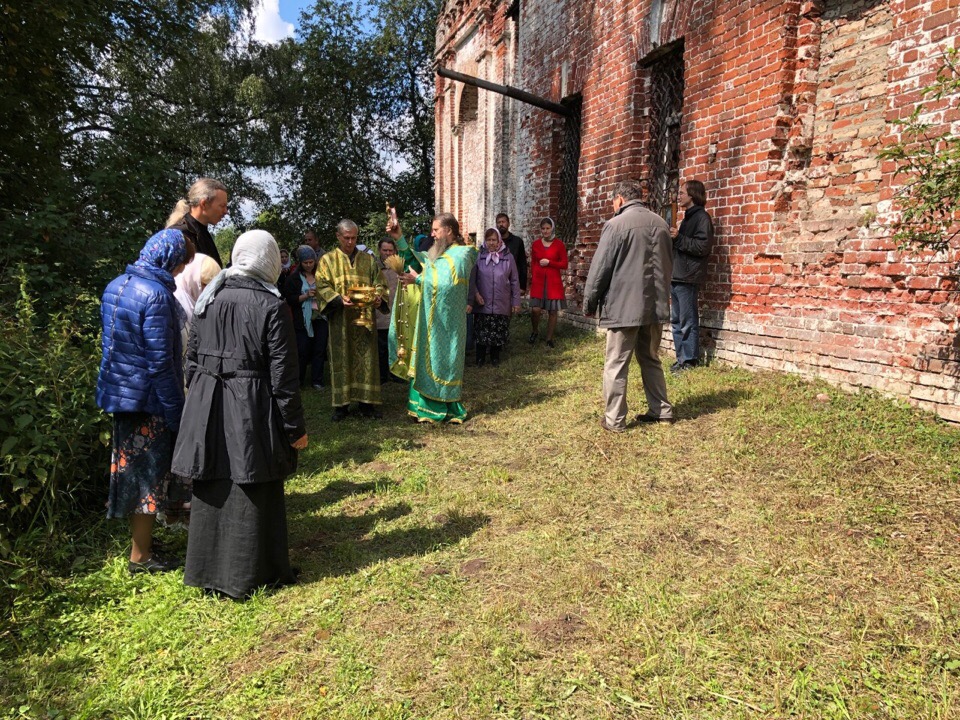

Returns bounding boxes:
[130,514,156,563]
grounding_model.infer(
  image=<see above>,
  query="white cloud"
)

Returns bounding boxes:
[251,0,295,44]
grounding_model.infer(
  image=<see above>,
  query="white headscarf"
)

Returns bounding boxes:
[194,230,282,317]
[174,252,215,322]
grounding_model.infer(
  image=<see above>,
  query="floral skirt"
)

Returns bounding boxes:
[474,313,510,347]
[107,413,191,520]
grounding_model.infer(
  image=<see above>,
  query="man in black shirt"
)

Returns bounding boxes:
[495,213,528,297]
[168,178,229,267]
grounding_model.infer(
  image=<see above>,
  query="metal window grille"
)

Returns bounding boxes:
[647,46,685,226]
[557,95,582,248]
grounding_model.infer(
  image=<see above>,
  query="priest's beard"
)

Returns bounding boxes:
[428,237,451,262]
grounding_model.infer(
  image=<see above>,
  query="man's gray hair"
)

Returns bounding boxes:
[336,219,358,234]
[613,179,645,202]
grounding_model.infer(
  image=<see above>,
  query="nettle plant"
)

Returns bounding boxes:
[880,48,960,254]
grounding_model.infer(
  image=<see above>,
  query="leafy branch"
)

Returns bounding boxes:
[880,48,960,253]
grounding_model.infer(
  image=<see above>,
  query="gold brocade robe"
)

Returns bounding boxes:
[316,248,387,407]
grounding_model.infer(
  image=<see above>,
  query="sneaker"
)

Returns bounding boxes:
[331,406,349,422]
[128,552,182,576]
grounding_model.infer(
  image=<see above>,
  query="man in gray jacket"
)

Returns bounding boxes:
[584,180,674,432]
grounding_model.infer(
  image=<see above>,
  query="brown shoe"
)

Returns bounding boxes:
[599,418,626,433]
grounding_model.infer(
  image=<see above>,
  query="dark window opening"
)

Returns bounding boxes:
[646,42,685,227]
[557,94,582,249]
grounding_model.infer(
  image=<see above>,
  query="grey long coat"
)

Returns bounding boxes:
[582,199,672,328]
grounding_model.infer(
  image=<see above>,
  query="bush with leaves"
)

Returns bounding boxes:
[880,48,960,253]
[0,270,109,558]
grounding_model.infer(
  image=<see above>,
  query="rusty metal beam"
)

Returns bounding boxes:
[437,67,572,117]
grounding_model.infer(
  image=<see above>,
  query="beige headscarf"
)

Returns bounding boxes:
[194,230,282,317]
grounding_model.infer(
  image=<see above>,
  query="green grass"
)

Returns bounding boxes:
[3,322,960,719]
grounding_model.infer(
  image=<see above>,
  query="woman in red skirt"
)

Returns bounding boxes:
[528,218,568,348]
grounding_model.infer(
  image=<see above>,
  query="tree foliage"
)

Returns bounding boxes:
[0,0,441,561]
[286,0,439,233]
[880,49,960,254]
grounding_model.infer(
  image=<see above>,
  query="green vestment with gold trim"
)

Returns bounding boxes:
[394,236,477,422]
[316,248,387,407]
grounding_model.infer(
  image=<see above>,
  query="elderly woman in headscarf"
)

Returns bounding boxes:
[96,229,195,574]
[282,245,328,390]
[172,230,308,599]
[470,227,521,367]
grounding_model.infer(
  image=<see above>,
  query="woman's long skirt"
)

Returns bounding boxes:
[107,412,190,519]
[184,479,294,599]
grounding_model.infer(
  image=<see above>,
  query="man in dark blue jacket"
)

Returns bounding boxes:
[671,180,714,373]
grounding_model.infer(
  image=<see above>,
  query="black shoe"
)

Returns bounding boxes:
[528,333,537,344]
[670,362,696,375]
[632,414,676,425]
[546,339,555,349]
[331,406,349,422]
[128,552,182,576]
[358,403,383,420]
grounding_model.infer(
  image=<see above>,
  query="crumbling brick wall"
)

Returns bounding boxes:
[435,0,960,421]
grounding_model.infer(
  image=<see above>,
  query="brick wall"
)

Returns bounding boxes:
[436,0,960,421]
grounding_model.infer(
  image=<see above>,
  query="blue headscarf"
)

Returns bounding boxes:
[133,229,188,292]
[297,245,317,264]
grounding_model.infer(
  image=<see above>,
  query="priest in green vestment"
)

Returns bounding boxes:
[388,213,478,424]
[316,219,387,421]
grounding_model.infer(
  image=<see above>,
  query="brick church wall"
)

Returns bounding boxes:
[435,0,960,421]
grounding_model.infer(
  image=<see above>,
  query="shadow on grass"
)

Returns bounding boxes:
[290,504,489,579]
[674,387,754,419]
[288,479,394,511]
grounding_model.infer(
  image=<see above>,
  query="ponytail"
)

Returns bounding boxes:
[165,199,191,229]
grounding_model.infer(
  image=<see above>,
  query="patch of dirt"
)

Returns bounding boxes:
[421,565,450,578]
[361,461,394,474]
[227,621,305,679]
[459,558,489,576]
[529,613,588,644]
[433,513,450,525]
[345,497,377,514]
[291,530,334,550]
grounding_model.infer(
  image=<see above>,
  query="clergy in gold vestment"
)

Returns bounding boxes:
[316,219,387,421]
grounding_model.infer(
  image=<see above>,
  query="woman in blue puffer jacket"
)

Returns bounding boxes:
[96,229,195,575]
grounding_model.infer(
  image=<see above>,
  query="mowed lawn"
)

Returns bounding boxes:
[3,322,960,719]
